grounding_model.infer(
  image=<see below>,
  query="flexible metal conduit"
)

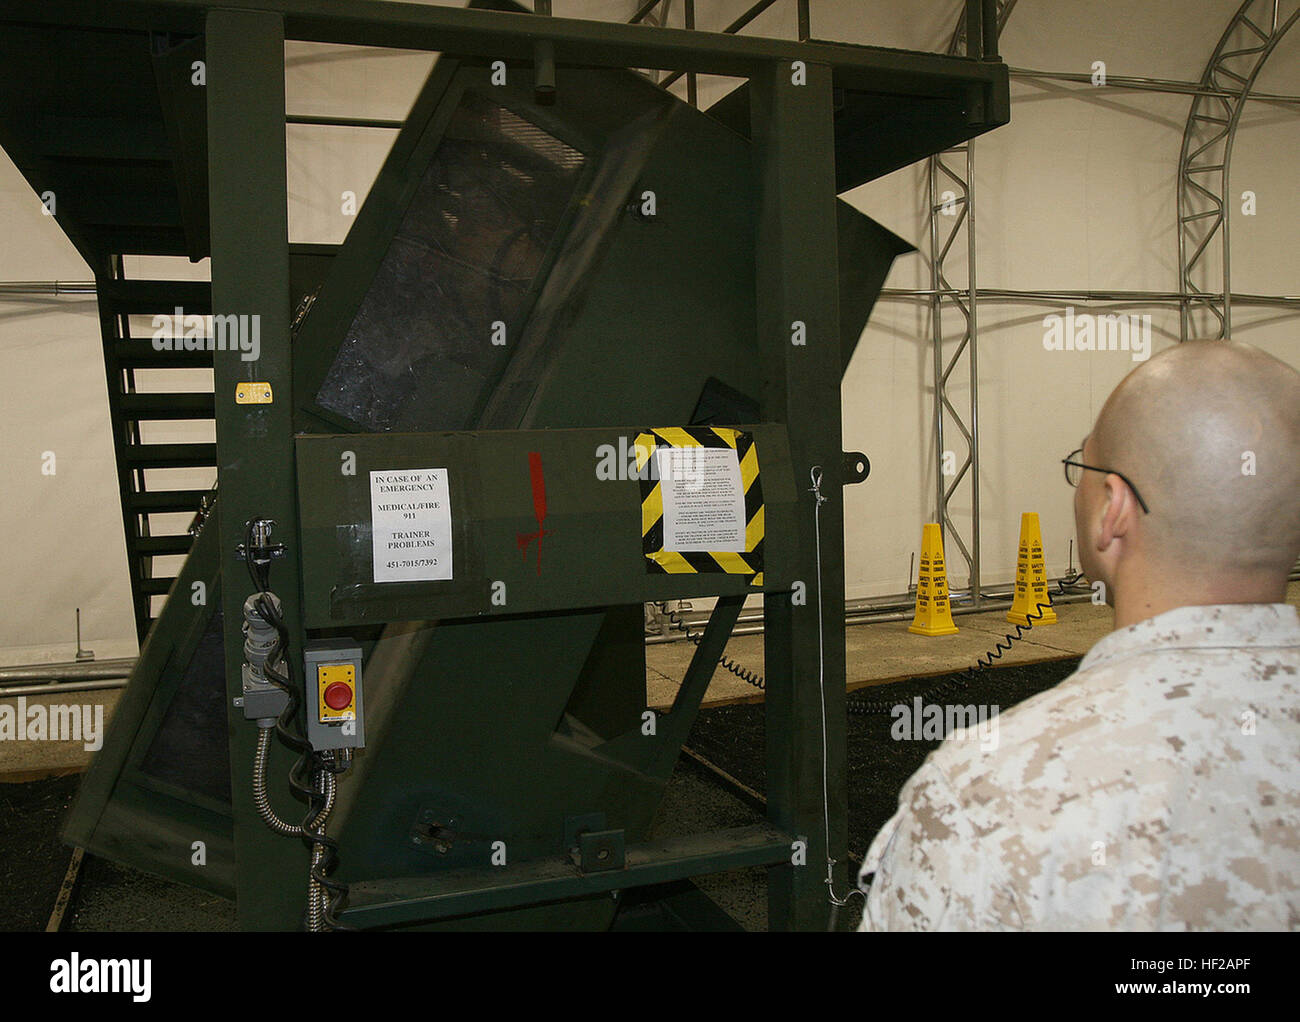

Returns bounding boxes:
[306,770,337,933]
[253,726,311,837]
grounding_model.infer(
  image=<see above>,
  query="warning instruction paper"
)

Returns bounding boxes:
[370,469,453,583]
[655,446,746,552]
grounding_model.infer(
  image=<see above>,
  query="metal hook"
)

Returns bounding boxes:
[809,465,826,505]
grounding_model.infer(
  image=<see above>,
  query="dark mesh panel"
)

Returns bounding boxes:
[316,90,586,431]
[139,610,232,805]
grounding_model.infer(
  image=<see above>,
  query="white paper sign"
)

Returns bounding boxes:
[655,446,746,552]
[370,468,453,582]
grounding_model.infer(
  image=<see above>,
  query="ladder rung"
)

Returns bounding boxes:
[128,489,209,513]
[123,443,216,469]
[98,280,212,315]
[113,340,215,368]
[120,392,215,420]
[135,535,196,556]
[86,226,192,258]
[138,577,178,596]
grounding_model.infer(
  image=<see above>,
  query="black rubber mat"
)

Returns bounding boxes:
[1,657,1080,931]
[65,855,236,932]
[0,773,81,931]
[686,657,1083,859]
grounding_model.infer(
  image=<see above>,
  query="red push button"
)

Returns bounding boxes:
[323,682,353,710]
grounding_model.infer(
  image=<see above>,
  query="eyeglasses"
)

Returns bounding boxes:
[1062,448,1151,514]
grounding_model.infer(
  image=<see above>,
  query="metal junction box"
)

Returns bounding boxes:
[304,640,365,751]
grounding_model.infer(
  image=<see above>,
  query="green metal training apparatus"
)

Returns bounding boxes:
[0,0,1009,930]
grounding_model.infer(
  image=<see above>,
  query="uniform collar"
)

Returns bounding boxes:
[1079,603,1300,673]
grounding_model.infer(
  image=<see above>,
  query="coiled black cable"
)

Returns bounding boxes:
[847,597,1056,715]
[259,599,353,931]
[655,586,1068,701]
[656,601,765,690]
[303,766,356,932]
[246,533,354,931]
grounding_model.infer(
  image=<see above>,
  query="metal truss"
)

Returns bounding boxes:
[631,0,811,103]
[926,0,1016,607]
[927,144,981,601]
[1178,0,1300,340]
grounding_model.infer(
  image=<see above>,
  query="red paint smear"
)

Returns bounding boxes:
[528,451,546,523]
[516,451,553,575]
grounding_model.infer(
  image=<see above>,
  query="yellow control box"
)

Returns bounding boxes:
[304,640,363,751]
[316,662,356,723]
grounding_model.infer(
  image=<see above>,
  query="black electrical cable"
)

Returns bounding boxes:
[253,597,318,819]
[655,573,1083,699]
[656,602,765,690]
[244,519,271,594]
[257,597,352,930]
[847,597,1057,715]
[245,525,354,931]
[256,598,310,750]
[302,763,357,932]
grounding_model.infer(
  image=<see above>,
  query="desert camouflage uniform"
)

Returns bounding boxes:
[858,603,1300,930]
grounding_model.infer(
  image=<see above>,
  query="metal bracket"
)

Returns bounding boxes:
[564,812,624,872]
[574,830,625,873]
[842,451,870,485]
[410,807,460,855]
[234,517,287,565]
[563,812,605,848]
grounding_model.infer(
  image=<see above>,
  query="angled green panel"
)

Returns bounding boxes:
[837,201,915,373]
[63,513,234,898]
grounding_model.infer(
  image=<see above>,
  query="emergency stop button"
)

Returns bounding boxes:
[317,662,356,722]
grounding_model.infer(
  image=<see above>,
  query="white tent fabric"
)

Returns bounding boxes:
[1,0,1296,663]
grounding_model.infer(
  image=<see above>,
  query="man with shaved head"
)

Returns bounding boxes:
[858,340,1300,930]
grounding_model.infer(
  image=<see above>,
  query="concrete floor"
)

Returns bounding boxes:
[646,581,1300,710]
[647,595,1114,710]
[3,582,1297,778]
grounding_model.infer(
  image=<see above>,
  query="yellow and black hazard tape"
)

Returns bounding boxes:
[636,426,764,587]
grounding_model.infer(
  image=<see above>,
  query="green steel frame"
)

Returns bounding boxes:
[7,0,1009,931]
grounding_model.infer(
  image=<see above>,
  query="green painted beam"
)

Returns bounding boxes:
[62,516,235,899]
[0,0,1008,98]
[751,60,847,932]
[205,8,305,931]
[294,427,795,625]
[341,824,794,929]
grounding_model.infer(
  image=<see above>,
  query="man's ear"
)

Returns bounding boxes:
[1096,472,1138,550]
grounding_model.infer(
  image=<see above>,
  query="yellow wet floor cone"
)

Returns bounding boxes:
[1008,512,1058,626]
[908,523,959,636]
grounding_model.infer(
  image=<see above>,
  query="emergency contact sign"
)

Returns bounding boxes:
[369,468,453,583]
